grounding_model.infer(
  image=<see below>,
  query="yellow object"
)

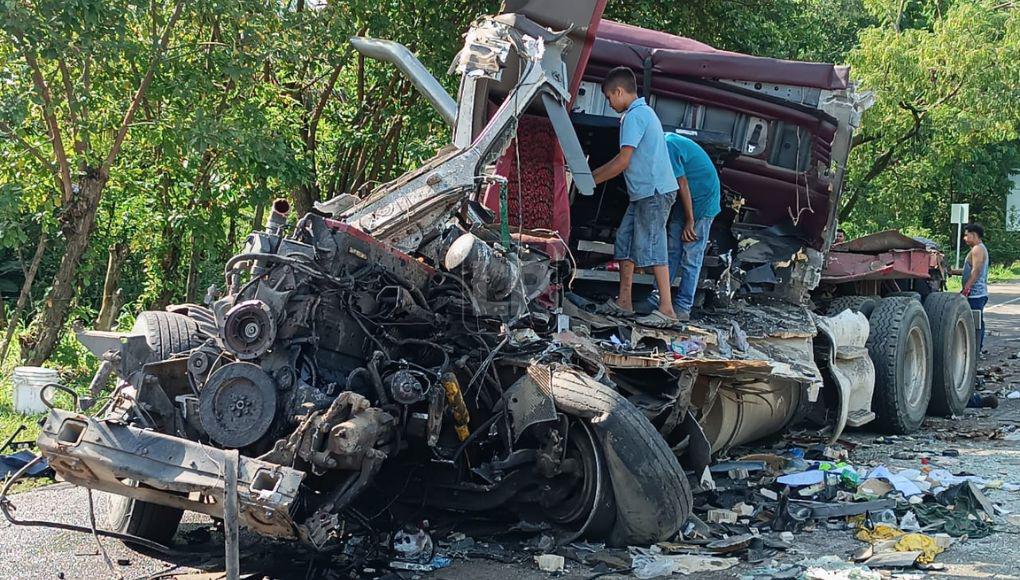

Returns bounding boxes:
[441,372,470,441]
[855,524,904,543]
[894,533,944,564]
[856,525,943,564]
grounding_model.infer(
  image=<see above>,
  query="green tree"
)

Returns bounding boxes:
[841,0,1020,243]
[1,0,187,365]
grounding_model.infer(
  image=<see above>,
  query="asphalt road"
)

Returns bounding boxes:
[983,279,1020,347]
[3,283,1020,580]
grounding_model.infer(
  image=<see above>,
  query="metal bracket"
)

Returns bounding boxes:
[504,373,558,441]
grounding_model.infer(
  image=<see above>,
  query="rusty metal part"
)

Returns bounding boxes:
[199,362,278,448]
[441,372,470,441]
[261,392,393,473]
[37,409,304,539]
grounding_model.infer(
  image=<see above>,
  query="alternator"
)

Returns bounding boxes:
[222,300,276,360]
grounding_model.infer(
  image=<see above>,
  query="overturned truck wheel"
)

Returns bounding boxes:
[866,297,933,434]
[924,292,977,416]
[105,311,202,545]
[549,368,692,546]
[105,481,185,546]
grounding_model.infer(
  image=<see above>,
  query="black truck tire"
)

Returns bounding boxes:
[826,295,879,318]
[104,311,201,545]
[104,483,185,546]
[132,310,202,359]
[923,292,977,416]
[549,368,692,546]
[866,297,933,434]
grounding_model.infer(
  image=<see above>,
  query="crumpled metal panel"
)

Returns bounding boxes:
[822,248,934,283]
[815,310,876,437]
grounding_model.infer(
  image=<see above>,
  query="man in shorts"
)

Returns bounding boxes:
[592,67,678,327]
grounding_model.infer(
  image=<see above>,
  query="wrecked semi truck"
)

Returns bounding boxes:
[22,1,975,552]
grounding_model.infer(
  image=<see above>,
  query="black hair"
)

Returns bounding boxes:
[602,66,637,95]
[965,223,985,239]
[837,228,846,234]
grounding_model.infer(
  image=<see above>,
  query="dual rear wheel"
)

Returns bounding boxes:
[828,292,976,433]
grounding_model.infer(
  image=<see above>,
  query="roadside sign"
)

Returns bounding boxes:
[951,203,970,269]
[951,203,969,225]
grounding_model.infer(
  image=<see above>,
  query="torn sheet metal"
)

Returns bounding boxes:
[456,20,512,78]
[822,248,935,283]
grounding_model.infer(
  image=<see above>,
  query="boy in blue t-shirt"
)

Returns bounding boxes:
[591,67,679,327]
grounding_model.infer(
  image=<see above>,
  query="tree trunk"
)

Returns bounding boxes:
[95,242,128,331]
[293,183,317,217]
[184,234,200,304]
[155,229,181,309]
[0,230,47,364]
[19,1,185,365]
[24,176,107,365]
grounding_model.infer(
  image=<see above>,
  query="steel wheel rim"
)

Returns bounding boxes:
[544,421,603,528]
[951,316,972,395]
[904,325,927,408]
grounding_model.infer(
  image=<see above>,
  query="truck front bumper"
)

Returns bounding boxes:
[37,409,305,539]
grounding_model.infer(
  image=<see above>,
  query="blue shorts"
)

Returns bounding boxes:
[614,191,676,268]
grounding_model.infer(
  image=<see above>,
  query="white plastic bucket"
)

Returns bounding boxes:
[11,366,60,414]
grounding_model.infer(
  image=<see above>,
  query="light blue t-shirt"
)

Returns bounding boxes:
[665,132,721,220]
[619,97,677,201]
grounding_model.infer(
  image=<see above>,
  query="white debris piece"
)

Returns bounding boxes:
[534,554,564,572]
[631,546,738,579]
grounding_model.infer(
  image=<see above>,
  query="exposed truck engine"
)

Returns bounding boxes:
[16,0,978,558]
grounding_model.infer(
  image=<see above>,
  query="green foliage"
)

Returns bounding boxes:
[841,1,1020,259]
[0,0,1017,382]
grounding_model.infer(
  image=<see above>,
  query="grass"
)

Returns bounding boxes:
[2,322,127,493]
[2,337,61,494]
[945,260,1020,292]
